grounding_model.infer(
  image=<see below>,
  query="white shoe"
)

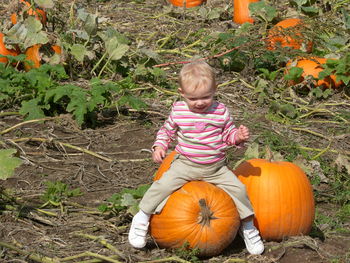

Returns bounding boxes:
[128,217,149,248]
[239,225,264,255]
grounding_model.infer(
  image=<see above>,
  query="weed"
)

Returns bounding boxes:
[259,130,302,161]
[41,181,82,205]
[320,161,350,206]
[98,184,150,215]
[0,64,146,127]
[173,242,201,263]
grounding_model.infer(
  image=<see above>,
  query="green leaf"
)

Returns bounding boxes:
[244,142,260,159]
[207,9,220,20]
[45,85,72,103]
[98,28,130,45]
[105,37,129,61]
[66,94,88,126]
[67,30,89,41]
[0,149,22,180]
[343,9,350,29]
[5,20,50,49]
[23,17,49,48]
[77,9,98,36]
[284,67,303,81]
[19,98,47,120]
[301,6,319,14]
[250,1,277,22]
[118,94,147,110]
[311,87,323,98]
[120,193,138,207]
[70,44,88,62]
[131,184,150,198]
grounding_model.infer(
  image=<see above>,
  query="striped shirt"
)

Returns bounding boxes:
[153,101,239,164]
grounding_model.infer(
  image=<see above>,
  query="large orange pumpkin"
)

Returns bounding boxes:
[266,18,313,52]
[286,57,343,89]
[169,0,205,8]
[11,0,47,25]
[233,0,259,24]
[150,151,241,257]
[234,158,315,241]
[0,33,19,64]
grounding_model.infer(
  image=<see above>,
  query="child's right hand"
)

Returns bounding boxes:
[152,146,166,164]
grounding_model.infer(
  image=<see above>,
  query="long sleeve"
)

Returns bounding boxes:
[222,109,238,146]
[152,106,178,151]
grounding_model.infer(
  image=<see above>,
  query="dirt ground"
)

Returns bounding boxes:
[1,111,349,263]
[1,0,350,262]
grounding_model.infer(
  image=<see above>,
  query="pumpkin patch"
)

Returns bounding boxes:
[234,158,315,241]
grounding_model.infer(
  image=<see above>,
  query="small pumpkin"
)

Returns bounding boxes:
[24,44,63,71]
[150,151,240,257]
[234,157,315,241]
[169,0,205,8]
[11,0,47,25]
[0,33,19,64]
[286,57,343,89]
[266,18,313,52]
[233,0,259,24]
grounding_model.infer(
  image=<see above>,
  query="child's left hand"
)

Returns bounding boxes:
[236,125,250,143]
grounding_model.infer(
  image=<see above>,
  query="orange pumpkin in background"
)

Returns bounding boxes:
[11,0,47,25]
[150,151,240,257]
[24,44,41,71]
[266,18,313,52]
[234,158,315,241]
[286,57,343,89]
[24,44,62,71]
[0,33,19,64]
[233,0,259,24]
[169,0,205,8]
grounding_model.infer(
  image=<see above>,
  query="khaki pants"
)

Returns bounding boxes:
[139,154,254,219]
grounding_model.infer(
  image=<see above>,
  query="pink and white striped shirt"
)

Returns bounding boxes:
[153,101,239,164]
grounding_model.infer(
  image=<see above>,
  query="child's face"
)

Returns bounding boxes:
[179,85,215,113]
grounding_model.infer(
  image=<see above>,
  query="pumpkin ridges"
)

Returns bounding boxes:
[150,180,240,257]
[235,158,315,241]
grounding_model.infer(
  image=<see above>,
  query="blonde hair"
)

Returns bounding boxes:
[179,61,216,92]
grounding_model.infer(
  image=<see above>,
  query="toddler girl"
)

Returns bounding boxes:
[128,61,264,255]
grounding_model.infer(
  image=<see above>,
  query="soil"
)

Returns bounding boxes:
[1,0,350,262]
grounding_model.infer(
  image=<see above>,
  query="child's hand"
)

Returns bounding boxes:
[152,146,166,164]
[236,125,250,143]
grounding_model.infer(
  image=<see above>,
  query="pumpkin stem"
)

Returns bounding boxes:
[198,198,217,226]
